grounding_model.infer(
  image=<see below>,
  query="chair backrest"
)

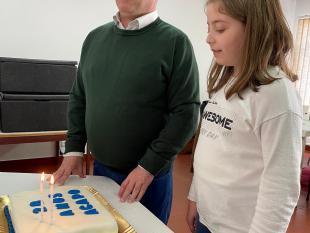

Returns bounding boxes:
[301,167,310,186]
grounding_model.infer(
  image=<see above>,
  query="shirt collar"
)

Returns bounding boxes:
[113,10,158,30]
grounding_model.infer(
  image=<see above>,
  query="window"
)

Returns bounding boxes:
[293,17,310,106]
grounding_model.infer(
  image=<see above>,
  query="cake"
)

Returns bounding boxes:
[6,186,118,233]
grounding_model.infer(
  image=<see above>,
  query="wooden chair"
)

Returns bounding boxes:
[301,166,310,201]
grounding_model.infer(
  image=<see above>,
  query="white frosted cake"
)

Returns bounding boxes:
[7,186,118,233]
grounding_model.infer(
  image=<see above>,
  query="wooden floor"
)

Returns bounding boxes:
[168,152,310,233]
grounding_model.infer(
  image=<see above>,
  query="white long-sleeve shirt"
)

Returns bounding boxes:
[188,66,302,233]
[113,10,158,30]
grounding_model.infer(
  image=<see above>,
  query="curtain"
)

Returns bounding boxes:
[293,17,310,106]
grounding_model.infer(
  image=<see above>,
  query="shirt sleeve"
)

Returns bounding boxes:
[63,152,84,157]
[139,34,200,175]
[249,111,302,233]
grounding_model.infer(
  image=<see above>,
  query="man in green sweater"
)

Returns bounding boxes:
[52,0,199,224]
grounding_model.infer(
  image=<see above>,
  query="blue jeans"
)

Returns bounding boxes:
[196,214,212,233]
[93,160,173,224]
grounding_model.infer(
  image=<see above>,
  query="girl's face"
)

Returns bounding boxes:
[206,2,246,74]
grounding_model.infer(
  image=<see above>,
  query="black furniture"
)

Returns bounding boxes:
[0,57,77,132]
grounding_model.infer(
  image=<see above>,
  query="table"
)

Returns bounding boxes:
[0,172,173,233]
[0,131,67,145]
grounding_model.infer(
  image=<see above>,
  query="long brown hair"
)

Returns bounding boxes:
[206,0,297,99]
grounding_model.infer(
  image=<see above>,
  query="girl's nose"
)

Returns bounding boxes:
[206,34,215,44]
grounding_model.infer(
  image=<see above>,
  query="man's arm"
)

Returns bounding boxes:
[139,34,200,175]
[53,33,93,184]
[64,67,87,154]
[119,34,200,202]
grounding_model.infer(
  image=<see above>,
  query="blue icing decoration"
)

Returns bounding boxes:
[53,198,65,203]
[55,203,70,209]
[84,209,99,215]
[29,200,41,207]
[60,210,74,216]
[79,204,93,210]
[68,189,80,195]
[32,207,47,214]
[53,193,63,198]
[72,194,84,200]
[76,199,89,205]
[4,206,15,233]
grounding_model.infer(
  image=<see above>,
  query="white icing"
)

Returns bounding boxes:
[9,186,118,233]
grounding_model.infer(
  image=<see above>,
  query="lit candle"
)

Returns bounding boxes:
[50,175,55,224]
[40,172,45,222]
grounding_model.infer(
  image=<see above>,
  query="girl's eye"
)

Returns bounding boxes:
[216,29,225,33]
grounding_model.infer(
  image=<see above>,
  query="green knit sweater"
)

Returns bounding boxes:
[65,18,200,175]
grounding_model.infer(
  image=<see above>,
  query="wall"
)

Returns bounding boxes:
[0,143,56,161]
[295,0,310,18]
[0,0,211,95]
[0,0,212,160]
[280,0,297,32]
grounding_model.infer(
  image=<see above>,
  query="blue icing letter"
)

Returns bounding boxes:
[53,198,65,203]
[30,200,41,207]
[32,207,47,214]
[72,194,84,200]
[76,199,89,205]
[84,209,99,215]
[68,189,80,195]
[79,204,93,210]
[56,203,70,209]
[53,193,63,198]
[60,210,75,216]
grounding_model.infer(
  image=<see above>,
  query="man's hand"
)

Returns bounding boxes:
[48,156,85,185]
[187,200,197,233]
[118,166,154,203]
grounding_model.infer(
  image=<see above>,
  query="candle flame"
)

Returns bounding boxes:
[50,175,55,185]
[41,172,45,182]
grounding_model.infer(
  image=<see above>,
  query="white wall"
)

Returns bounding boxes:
[294,0,310,33]
[280,0,310,38]
[0,0,212,160]
[0,0,115,60]
[0,0,211,94]
[295,0,310,18]
[280,0,297,32]
[0,143,56,161]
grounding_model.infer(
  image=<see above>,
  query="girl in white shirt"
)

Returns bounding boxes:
[187,1,302,233]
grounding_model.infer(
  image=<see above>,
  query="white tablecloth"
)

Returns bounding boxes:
[0,172,174,233]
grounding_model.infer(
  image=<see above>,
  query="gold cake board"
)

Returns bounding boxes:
[0,186,136,233]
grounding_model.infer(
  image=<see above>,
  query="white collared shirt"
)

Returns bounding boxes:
[113,10,158,30]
